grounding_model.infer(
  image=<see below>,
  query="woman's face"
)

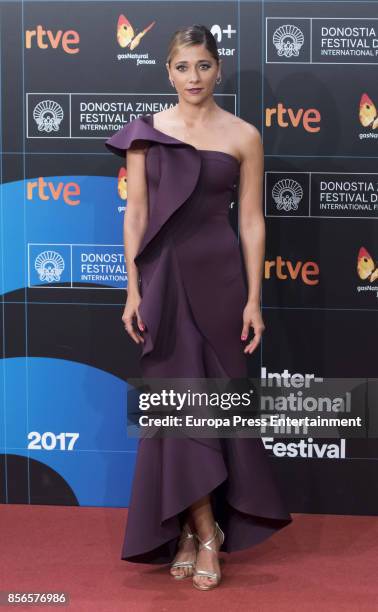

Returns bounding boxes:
[166,43,221,103]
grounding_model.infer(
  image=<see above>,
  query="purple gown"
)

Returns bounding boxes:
[105,113,292,564]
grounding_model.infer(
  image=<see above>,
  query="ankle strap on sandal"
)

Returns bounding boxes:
[195,522,224,552]
[180,526,194,542]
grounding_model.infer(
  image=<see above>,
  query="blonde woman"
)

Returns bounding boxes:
[105,24,292,591]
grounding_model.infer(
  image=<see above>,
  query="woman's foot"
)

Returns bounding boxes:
[170,525,197,579]
[192,522,224,590]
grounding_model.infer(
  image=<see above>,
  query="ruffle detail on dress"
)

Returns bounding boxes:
[120,248,293,564]
[105,115,201,265]
[137,243,176,359]
[122,435,292,564]
[105,115,202,360]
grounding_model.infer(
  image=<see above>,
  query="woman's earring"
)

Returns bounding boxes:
[169,79,175,88]
[216,75,222,85]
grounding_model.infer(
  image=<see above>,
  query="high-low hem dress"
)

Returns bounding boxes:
[105,113,293,564]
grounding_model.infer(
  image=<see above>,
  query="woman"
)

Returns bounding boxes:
[105,24,292,591]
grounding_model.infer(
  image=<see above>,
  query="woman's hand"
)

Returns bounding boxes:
[241,302,265,354]
[122,292,145,344]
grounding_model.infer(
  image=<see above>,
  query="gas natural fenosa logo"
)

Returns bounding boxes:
[116,14,156,64]
[359,93,378,136]
[118,167,127,200]
[272,24,305,58]
[117,14,155,49]
[356,246,378,299]
[357,247,378,283]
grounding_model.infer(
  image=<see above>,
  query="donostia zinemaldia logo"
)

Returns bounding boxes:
[272,179,303,212]
[272,24,304,58]
[35,250,65,283]
[33,100,64,133]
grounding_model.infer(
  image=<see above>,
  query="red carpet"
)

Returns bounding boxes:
[1,505,377,611]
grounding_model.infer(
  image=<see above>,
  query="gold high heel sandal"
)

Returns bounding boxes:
[170,526,197,580]
[192,521,225,591]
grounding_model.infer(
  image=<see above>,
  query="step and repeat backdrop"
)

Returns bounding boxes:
[0,1,377,512]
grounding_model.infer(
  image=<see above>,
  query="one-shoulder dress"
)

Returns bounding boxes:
[105,113,292,564]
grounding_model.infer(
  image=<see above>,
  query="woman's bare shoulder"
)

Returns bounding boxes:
[221,111,263,159]
[237,117,261,142]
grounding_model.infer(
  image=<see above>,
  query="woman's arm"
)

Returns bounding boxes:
[238,125,266,354]
[122,143,149,343]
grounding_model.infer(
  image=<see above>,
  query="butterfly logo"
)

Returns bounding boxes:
[357,247,378,282]
[117,15,156,49]
[118,167,127,200]
[359,94,378,130]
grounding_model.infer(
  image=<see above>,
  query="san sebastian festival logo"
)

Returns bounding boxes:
[272,178,304,212]
[35,250,65,283]
[272,24,305,58]
[33,100,64,133]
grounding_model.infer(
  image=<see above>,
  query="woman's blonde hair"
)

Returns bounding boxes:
[166,24,220,65]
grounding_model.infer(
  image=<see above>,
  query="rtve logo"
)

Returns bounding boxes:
[265,256,319,285]
[265,103,321,132]
[26,178,80,206]
[25,26,80,54]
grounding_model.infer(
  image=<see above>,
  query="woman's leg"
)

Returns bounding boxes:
[190,494,223,588]
[170,510,197,578]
